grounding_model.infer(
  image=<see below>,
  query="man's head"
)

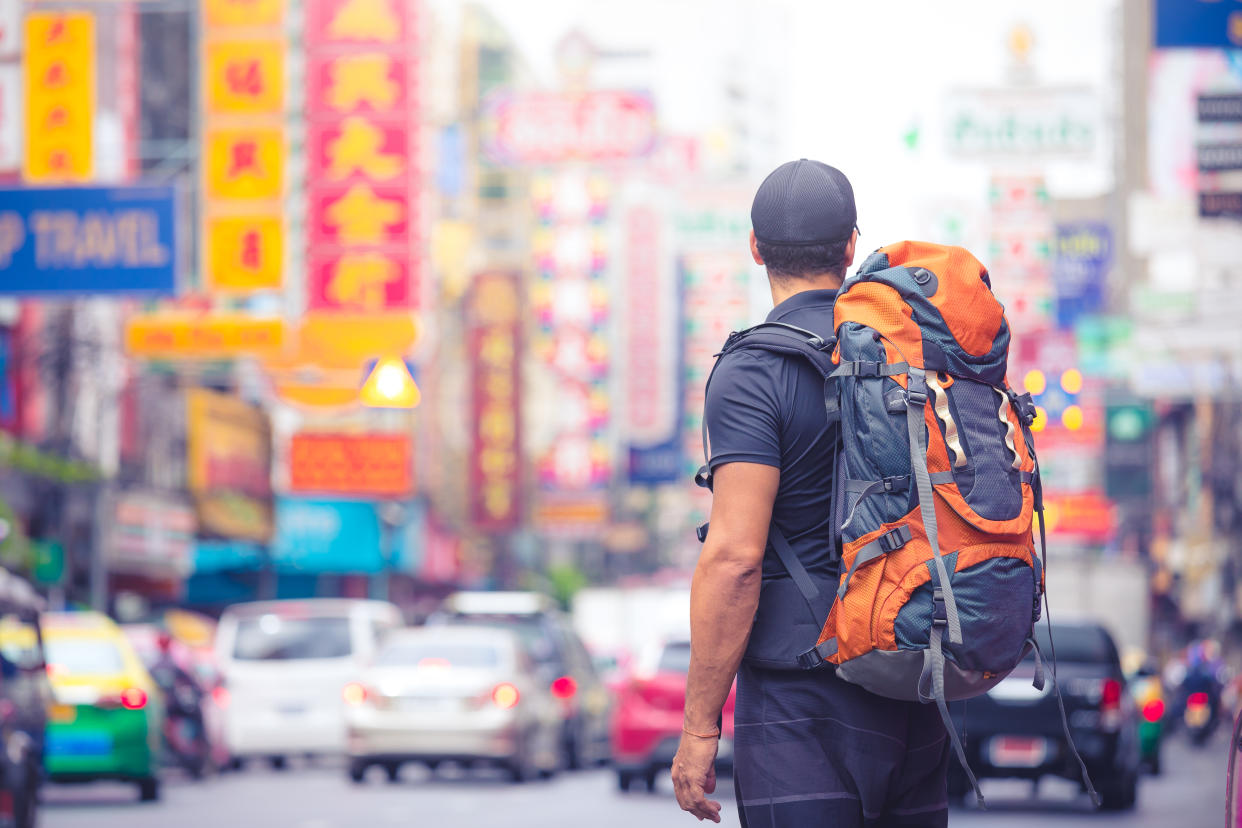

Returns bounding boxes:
[749,159,859,286]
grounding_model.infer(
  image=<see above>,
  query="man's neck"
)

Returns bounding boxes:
[769,273,843,307]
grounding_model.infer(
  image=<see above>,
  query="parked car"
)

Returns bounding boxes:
[948,621,1141,811]
[427,592,611,769]
[214,598,402,767]
[41,611,164,802]
[343,625,561,783]
[0,573,50,828]
[611,639,735,793]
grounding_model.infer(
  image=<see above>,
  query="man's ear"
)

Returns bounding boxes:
[844,229,858,269]
[750,230,764,266]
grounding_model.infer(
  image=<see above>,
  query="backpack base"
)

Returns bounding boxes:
[832,644,1028,703]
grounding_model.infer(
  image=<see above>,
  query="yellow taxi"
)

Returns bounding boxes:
[41,612,164,801]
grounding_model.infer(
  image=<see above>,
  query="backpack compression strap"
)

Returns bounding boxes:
[695,322,837,626]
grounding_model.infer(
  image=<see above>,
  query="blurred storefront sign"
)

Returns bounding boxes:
[24,12,94,182]
[945,87,1097,161]
[1052,222,1111,329]
[1197,143,1242,172]
[989,176,1053,334]
[0,64,17,176]
[467,272,523,531]
[305,0,421,312]
[531,173,612,497]
[1200,191,1242,220]
[288,432,413,497]
[185,388,273,543]
[624,204,681,484]
[199,0,286,294]
[105,490,195,578]
[1199,94,1242,123]
[0,325,19,432]
[125,313,285,359]
[533,494,609,536]
[1042,491,1117,544]
[481,90,656,165]
[273,497,383,574]
[1154,0,1242,49]
[0,185,178,294]
[191,539,264,574]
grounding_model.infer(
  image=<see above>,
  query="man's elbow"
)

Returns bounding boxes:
[700,539,764,585]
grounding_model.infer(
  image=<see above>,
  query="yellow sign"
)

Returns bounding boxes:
[205,127,284,200]
[203,0,284,29]
[23,13,95,182]
[205,215,283,292]
[205,41,284,114]
[323,183,403,244]
[186,388,273,543]
[326,54,398,111]
[125,314,286,358]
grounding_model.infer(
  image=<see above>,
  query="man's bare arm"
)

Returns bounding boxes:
[684,461,779,733]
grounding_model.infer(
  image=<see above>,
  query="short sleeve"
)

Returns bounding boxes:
[703,351,783,471]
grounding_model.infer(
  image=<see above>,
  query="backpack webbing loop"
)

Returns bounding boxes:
[836,525,912,601]
[905,367,962,646]
[923,622,985,808]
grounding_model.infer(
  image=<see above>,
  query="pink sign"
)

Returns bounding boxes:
[483,91,656,165]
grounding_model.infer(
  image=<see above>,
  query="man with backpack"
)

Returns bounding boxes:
[670,159,953,826]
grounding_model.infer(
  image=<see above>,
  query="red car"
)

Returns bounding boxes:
[611,640,735,792]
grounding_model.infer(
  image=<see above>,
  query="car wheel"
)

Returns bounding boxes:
[226,756,244,772]
[644,768,658,793]
[617,770,635,792]
[1098,771,1138,812]
[348,760,368,784]
[1149,751,1162,776]
[138,777,161,802]
[385,762,401,783]
[269,755,287,771]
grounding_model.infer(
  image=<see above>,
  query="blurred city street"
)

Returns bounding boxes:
[42,731,1227,828]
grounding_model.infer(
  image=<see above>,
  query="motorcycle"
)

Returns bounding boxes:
[1183,689,1218,746]
[150,660,211,778]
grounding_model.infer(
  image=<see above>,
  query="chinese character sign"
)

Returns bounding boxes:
[200,0,286,294]
[467,272,522,531]
[306,0,421,312]
[23,12,94,182]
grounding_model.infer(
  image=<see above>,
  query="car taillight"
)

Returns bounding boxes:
[120,688,147,711]
[342,682,368,706]
[550,675,577,700]
[1141,699,1165,723]
[1188,691,1210,707]
[492,683,520,710]
[1100,679,1122,710]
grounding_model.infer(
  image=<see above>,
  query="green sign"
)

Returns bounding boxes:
[31,540,64,586]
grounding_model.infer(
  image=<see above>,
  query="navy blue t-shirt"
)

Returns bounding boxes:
[703,288,839,669]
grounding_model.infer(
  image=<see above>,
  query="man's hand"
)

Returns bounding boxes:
[672,732,721,822]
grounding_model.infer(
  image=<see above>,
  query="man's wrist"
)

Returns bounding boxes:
[682,724,721,740]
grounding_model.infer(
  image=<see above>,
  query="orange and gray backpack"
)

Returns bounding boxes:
[698,241,1096,807]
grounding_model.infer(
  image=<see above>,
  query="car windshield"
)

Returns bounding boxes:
[657,642,692,674]
[46,638,125,676]
[439,614,561,667]
[1030,625,1117,665]
[376,640,501,669]
[232,615,352,661]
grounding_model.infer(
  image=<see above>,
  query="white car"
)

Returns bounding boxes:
[215,599,402,767]
[344,625,562,783]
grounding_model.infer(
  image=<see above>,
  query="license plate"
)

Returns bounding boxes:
[399,696,459,712]
[48,704,76,724]
[277,703,307,716]
[1186,705,1210,727]
[988,735,1048,768]
[47,731,112,757]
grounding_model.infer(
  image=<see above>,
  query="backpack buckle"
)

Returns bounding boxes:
[878,527,906,553]
[797,648,825,670]
[932,587,948,629]
[696,522,710,543]
[906,373,928,406]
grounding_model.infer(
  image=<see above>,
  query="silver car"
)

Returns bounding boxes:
[344,626,561,783]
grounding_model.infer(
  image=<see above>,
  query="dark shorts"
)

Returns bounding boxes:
[733,662,950,828]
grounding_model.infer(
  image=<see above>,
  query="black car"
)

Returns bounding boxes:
[948,621,1141,811]
[426,592,612,770]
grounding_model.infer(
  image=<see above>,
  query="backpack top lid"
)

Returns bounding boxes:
[840,241,1011,386]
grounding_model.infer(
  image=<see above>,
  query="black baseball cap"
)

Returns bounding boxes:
[751,159,858,246]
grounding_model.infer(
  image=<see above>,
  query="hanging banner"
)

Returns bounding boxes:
[0,184,178,295]
[185,388,273,542]
[305,0,421,312]
[481,90,657,165]
[288,432,413,497]
[466,272,522,531]
[200,0,286,294]
[23,12,94,182]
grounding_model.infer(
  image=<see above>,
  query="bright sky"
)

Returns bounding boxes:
[465,0,1120,250]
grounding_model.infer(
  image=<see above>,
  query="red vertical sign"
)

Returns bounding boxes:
[305,0,421,312]
[466,273,522,531]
